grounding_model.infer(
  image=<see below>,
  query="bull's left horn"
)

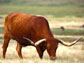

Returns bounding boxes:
[23,37,35,46]
[23,37,46,46]
[58,37,82,46]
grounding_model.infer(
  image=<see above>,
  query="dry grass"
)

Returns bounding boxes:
[45,16,84,30]
[0,40,84,63]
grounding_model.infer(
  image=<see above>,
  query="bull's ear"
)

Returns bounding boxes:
[35,39,46,46]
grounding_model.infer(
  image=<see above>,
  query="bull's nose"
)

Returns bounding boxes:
[50,56,56,60]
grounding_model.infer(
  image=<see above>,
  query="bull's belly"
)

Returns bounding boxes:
[10,31,42,46]
[11,35,33,46]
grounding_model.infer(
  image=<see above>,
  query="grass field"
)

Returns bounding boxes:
[0,5,84,17]
[0,5,84,63]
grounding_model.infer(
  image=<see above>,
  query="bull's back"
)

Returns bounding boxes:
[5,12,35,37]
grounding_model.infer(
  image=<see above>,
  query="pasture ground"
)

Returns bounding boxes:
[0,13,84,63]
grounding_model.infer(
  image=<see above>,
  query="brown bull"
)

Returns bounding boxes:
[3,12,82,60]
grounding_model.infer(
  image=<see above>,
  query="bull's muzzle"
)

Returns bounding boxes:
[50,56,56,60]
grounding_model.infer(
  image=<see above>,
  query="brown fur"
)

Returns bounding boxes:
[3,12,59,60]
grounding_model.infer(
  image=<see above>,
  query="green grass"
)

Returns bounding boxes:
[0,5,84,17]
[0,37,3,40]
[51,28,84,35]
[0,27,84,35]
[0,27,4,33]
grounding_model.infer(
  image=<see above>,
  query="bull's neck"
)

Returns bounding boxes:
[33,32,54,43]
[44,31,54,39]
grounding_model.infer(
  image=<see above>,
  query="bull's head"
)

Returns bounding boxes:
[23,37,82,60]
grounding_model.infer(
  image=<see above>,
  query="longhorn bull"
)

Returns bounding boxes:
[3,12,82,60]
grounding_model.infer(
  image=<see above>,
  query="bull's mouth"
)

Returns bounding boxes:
[50,56,56,60]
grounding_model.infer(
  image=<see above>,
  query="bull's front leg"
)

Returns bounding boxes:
[36,46,45,59]
[16,42,23,59]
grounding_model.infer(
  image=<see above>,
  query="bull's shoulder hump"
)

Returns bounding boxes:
[32,16,48,23]
[35,16,47,20]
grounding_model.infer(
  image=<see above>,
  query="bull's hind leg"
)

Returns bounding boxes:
[16,42,23,59]
[2,34,11,58]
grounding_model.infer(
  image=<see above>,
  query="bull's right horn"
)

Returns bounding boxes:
[58,37,82,46]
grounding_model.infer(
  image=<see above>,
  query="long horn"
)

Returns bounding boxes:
[35,39,46,46]
[23,37,46,46]
[58,37,82,46]
[23,37,35,46]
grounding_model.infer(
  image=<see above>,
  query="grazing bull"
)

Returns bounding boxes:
[3,12,82,60]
